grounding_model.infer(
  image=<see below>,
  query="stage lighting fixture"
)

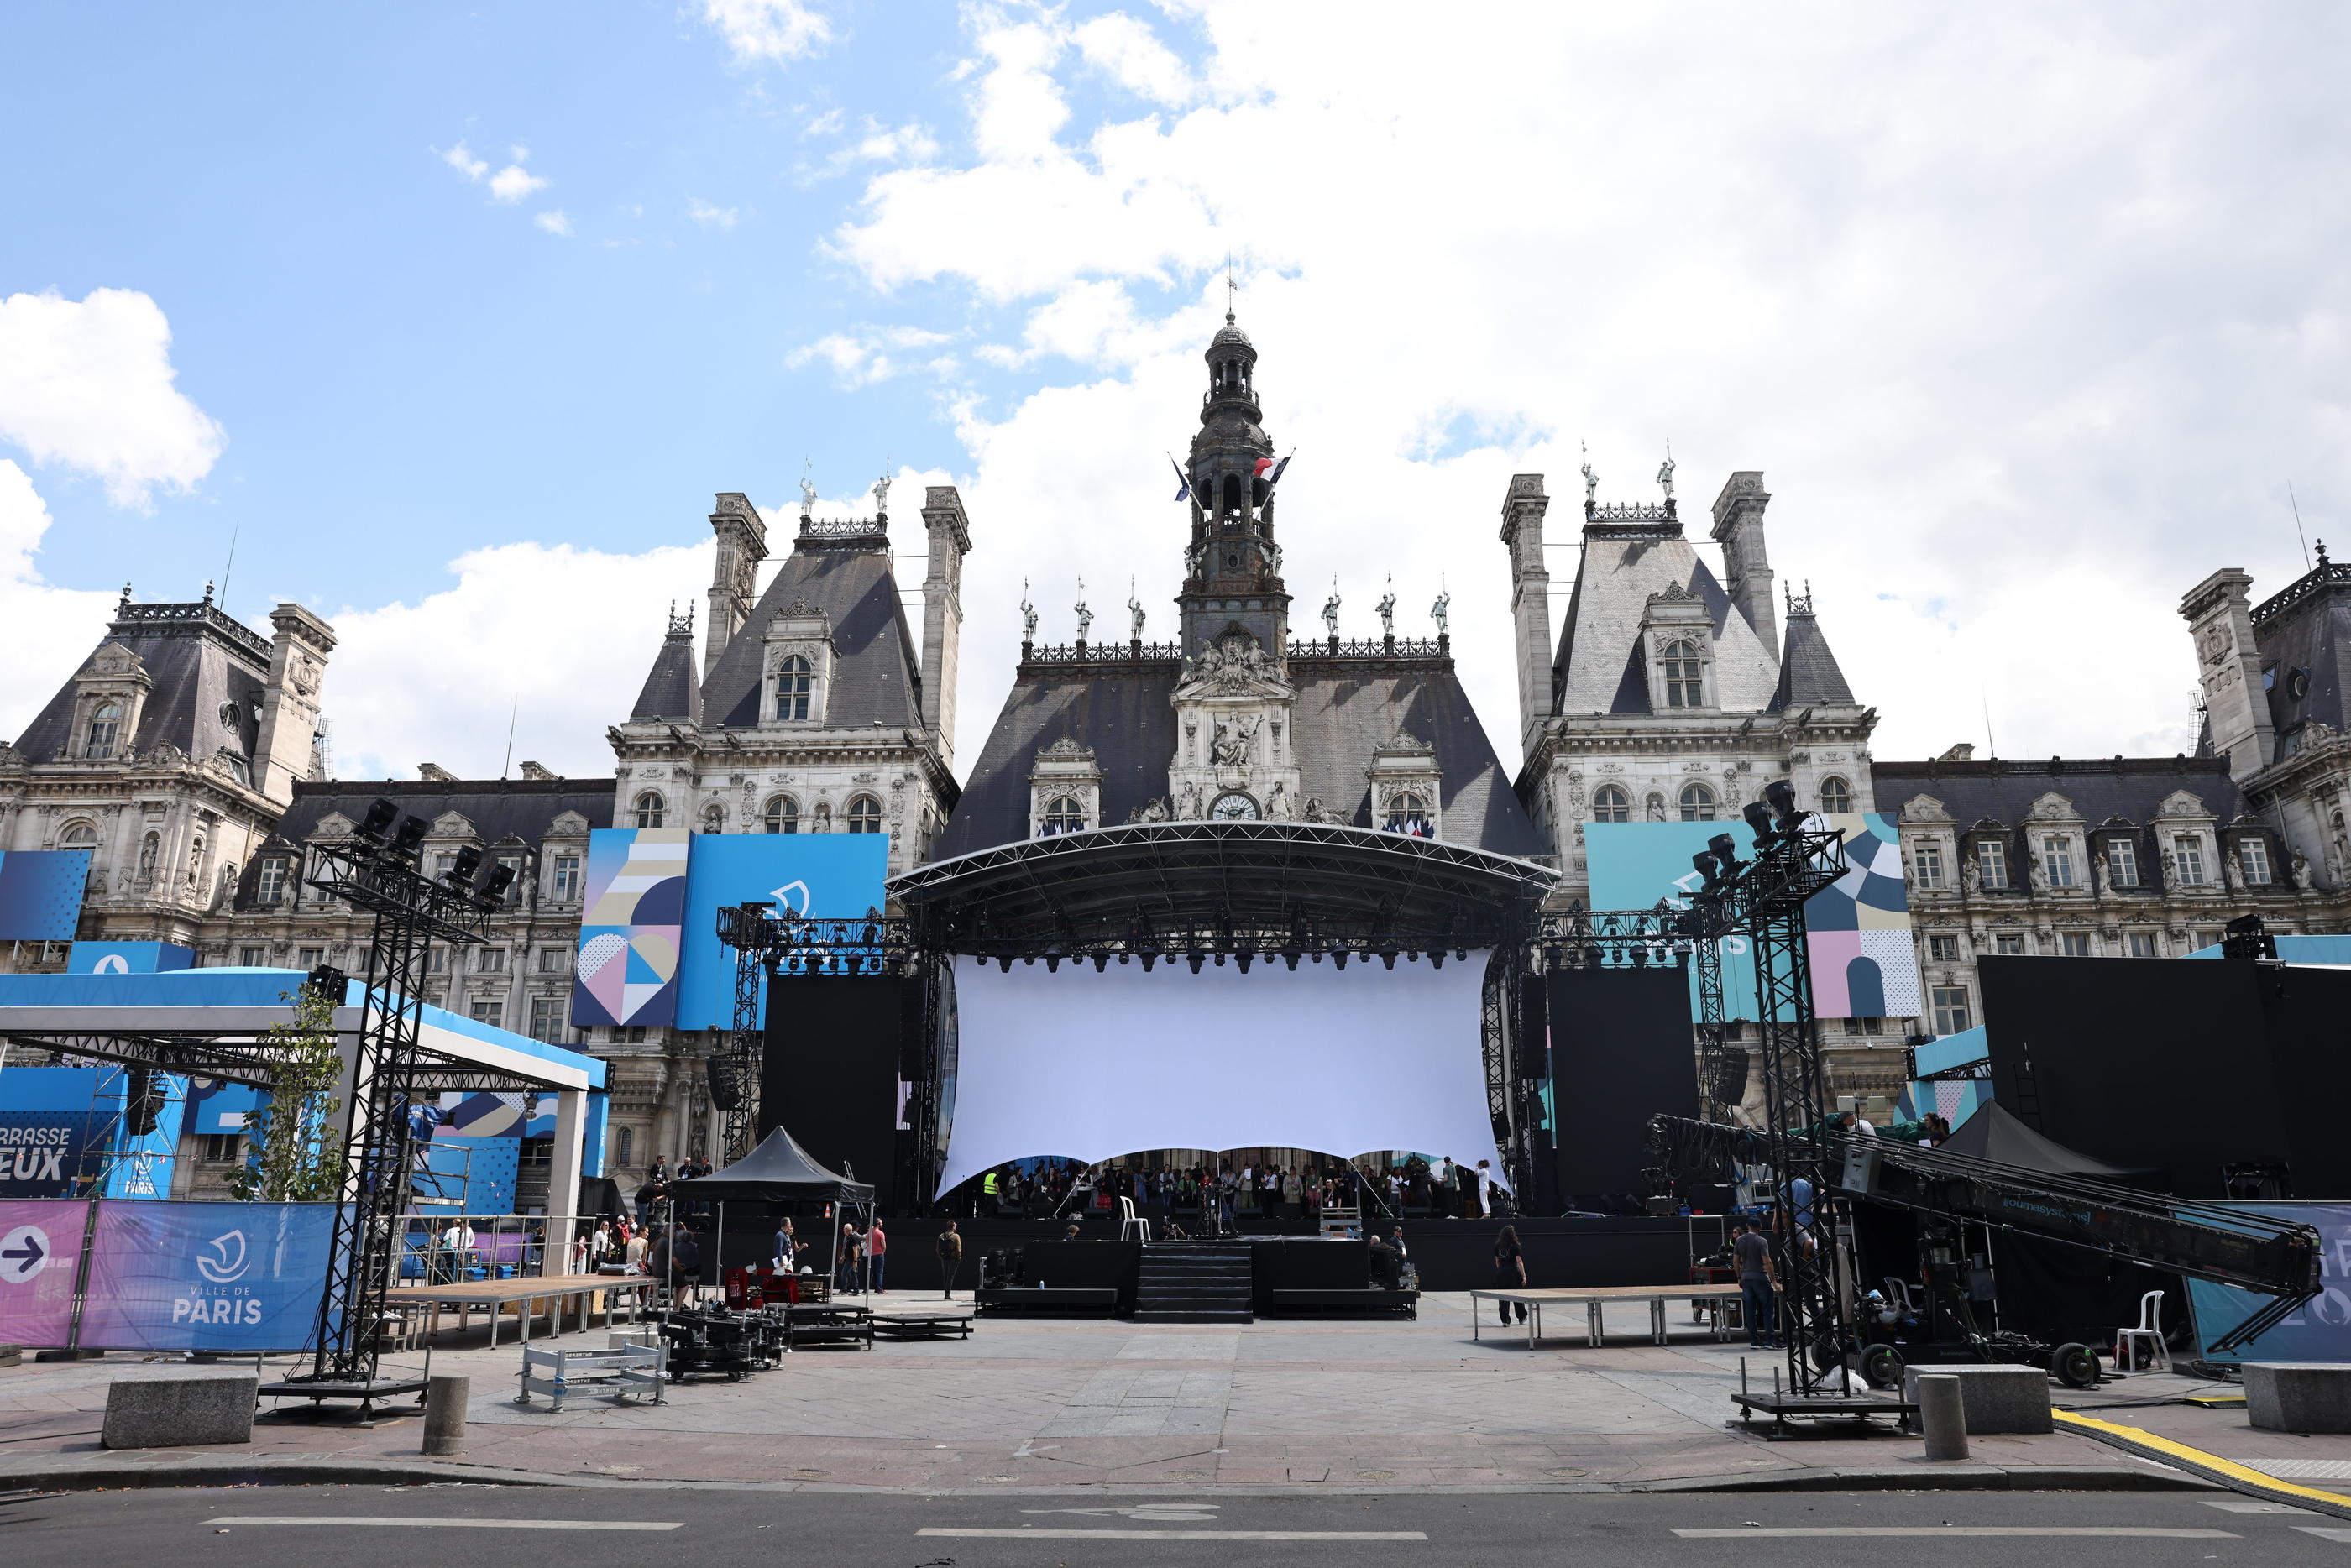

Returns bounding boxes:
[1187,954,1206,974]
[1284,953,1301,970]
[1023,955,1036,965]
[1691,849,1721,891]
[1707,831,1741,873]
[1582,943,1605,970]
[1214,951,1226,966]
[479,862,516,904]
[1333,952,1348,970]
[1630,945,1647,968]
[1092,954,1108,972]
[355,798,398,844]
[1141,953,1156,972]
[998,957,1013,973]
[447,844,484,886]
[1236,952,1253,973]
[1118,952,1131,964]
[1764,777,1803,830]
[392,814,430,858]
[1430,952,1444,969]
[1045,955,1060,972]
[1741,799,1775,844]
[1544,943,1564,970]
[1380,952,1398,970]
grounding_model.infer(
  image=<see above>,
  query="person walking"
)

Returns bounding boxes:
[867,1218,889,1294]
[937,1220,964,1299]
[1493,1224,1529,1323]
[837,1222,863,1294]
[1732,1217,1782,1348]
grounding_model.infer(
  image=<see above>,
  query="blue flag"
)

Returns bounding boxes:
[1167,454,1191,502]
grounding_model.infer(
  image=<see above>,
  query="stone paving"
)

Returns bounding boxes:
[0,1294,2341,1491]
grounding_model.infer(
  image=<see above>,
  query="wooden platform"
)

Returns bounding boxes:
[1469,1284,1745,1348]
[387,1273,655,1348]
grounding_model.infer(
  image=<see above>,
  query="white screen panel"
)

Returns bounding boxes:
[937,952,1507,1196]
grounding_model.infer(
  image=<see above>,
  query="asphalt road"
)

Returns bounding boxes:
[4,1484,2345,1566]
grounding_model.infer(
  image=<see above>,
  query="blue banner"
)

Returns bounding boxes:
[77,1201,341,1352]
[65,941,194,975]
[2185,1201,2351,1362]
[674,833,890,1029]
[0,849,91,941]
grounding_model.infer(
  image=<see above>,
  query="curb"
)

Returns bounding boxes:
[0,1453,2215,1497]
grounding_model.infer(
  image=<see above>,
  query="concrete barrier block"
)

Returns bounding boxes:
[2245,1362,2351,1435]
[1900,1363,2051,1435]
[102,1372,258,1450]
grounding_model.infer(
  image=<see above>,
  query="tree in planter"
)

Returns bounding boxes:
[229,985,347,1202]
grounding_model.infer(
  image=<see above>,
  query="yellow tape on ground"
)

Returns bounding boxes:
[2052,1409,2351,1509]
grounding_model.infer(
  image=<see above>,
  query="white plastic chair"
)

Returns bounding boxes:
[2115,1289,2170,1372]
[1118,1196,1153,1241]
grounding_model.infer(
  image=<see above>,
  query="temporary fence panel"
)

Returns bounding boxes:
[0,1198,91,1346]
[2184,1200,2351,1362]
[76,1200,341,1353]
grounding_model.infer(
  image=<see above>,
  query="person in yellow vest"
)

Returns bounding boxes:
[981,1168,1001,1217]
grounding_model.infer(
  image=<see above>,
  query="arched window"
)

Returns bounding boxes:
[1041,797,1086,835]
[846,795,883,834]
[1679,782,1717,822]
[762,795,799,834]
[1659,641,1705,708]
[1221,473,1244,515]
[633,792,665,829]
[1383,792,1432,835]
[615,1126,634,1168]
[86,702,122,759]
[773,656,813,721]
[1591,785,1630,823]
[1818,776,1851,814]
[699,802,725,834]
[58,820,98,850]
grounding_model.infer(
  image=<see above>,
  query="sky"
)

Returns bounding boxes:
[3,2,2349,785]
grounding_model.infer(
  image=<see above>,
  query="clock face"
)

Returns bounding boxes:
[1210,791,1260,822]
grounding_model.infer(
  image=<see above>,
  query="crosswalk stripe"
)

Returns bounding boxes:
[1672,1528,2236,1539]
[202,1517,682,1531]
[918,1528,1427,1540]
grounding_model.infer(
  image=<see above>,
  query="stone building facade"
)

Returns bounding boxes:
[0,589,335,969]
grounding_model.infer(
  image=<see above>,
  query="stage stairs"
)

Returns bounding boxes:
[1134,1241,1254,1324]
[1319,1205,1360,1239]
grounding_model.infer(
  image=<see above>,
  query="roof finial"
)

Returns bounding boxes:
[202,578,215,604]
[1019,578,1037,645]
[1655,438,1674,504]
[2321,537,2333,568]
[1224,250,1236,323]
[1580,442,1599,507]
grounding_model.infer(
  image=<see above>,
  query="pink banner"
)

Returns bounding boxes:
[0,1199,91,1347]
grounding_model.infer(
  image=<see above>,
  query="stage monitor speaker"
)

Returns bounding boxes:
[705,1055,741,1112]
[1546,963,1698,1204]
[763,975,910,1211]
[1711,1045,1749,1108]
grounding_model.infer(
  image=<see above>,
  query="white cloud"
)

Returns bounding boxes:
[0,288,226,509]
[689,198,740,229]
[788,325,956,388]
[489,162,548,203]
[823,4,2351,771]
[1072,12,1195,106]
[438,142,489,182]
[315,539,715,780]
[701,0,831,65]
[0,460,122,742]
[534,210,573,236]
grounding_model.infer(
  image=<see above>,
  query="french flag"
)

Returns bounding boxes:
[1250,453,1291,505]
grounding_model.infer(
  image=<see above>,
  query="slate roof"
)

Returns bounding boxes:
[1868,755,2249,828]
[1551,529,1778,716]
[2252,571,2351,760]
[631,621,702,723]
[1768,607,1857,710]
[935,661,1547,860]
[13,601,272,769]
[236,776,617,909]
[699,546,923,730]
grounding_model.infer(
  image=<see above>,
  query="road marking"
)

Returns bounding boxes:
[919,1528,1427,1541]
[203,1517,682,1531]
[2203,1499,2319,1514]
[2297,1527,2351,1543]
[1672,1528,2238,1539]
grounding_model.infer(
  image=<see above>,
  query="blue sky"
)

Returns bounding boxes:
[5,4,2349,780]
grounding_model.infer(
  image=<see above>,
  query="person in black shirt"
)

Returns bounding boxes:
[1731,1217,1782,1348]
[1492,1225,1528,1322]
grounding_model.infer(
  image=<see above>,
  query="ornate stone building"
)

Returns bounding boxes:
[1503,467,1879,906]
[936,315,1540,858]
[0,588,335,967]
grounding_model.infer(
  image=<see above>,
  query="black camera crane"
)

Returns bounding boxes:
[1650,1114,2322,1353]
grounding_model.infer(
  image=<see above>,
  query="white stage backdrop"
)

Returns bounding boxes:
[936,952,1509,1197]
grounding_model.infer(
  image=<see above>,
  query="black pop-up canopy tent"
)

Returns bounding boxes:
[1935,1102,2165,1185]
[678,1126,876,1293]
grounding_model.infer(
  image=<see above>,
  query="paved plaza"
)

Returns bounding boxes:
[3,1295,2343,1492]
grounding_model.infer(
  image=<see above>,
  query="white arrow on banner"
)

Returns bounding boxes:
[771,879,811,917]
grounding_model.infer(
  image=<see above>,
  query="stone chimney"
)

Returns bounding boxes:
[2181,568,2276,781]
[919,486,973,768]
[251,604,335,805]
[1500,473,1552,762]
[1710,471,1777,656]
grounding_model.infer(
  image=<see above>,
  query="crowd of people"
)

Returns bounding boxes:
[964,1153,1510,1230]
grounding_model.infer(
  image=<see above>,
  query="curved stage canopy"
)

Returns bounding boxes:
[890,819,1558,955]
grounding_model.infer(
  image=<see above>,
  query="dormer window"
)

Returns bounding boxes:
[773,656,813,721]
[634,791,666,829]
[2106,838,2139,887]
[1592,785,1630,823]
[2040,835,2075,888]
[763,794,799,834]
[1678,782,1716,822]
[1977,838,2010,890]
[86,702,122,759]
[2239,836,2275,886]
[1041,797,1086,835]
[1818,776,1851,814]
[255,857,289,906]
[2172,834,2207,886]
[1384,792,1432,836]
[1659,640,1705,708]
